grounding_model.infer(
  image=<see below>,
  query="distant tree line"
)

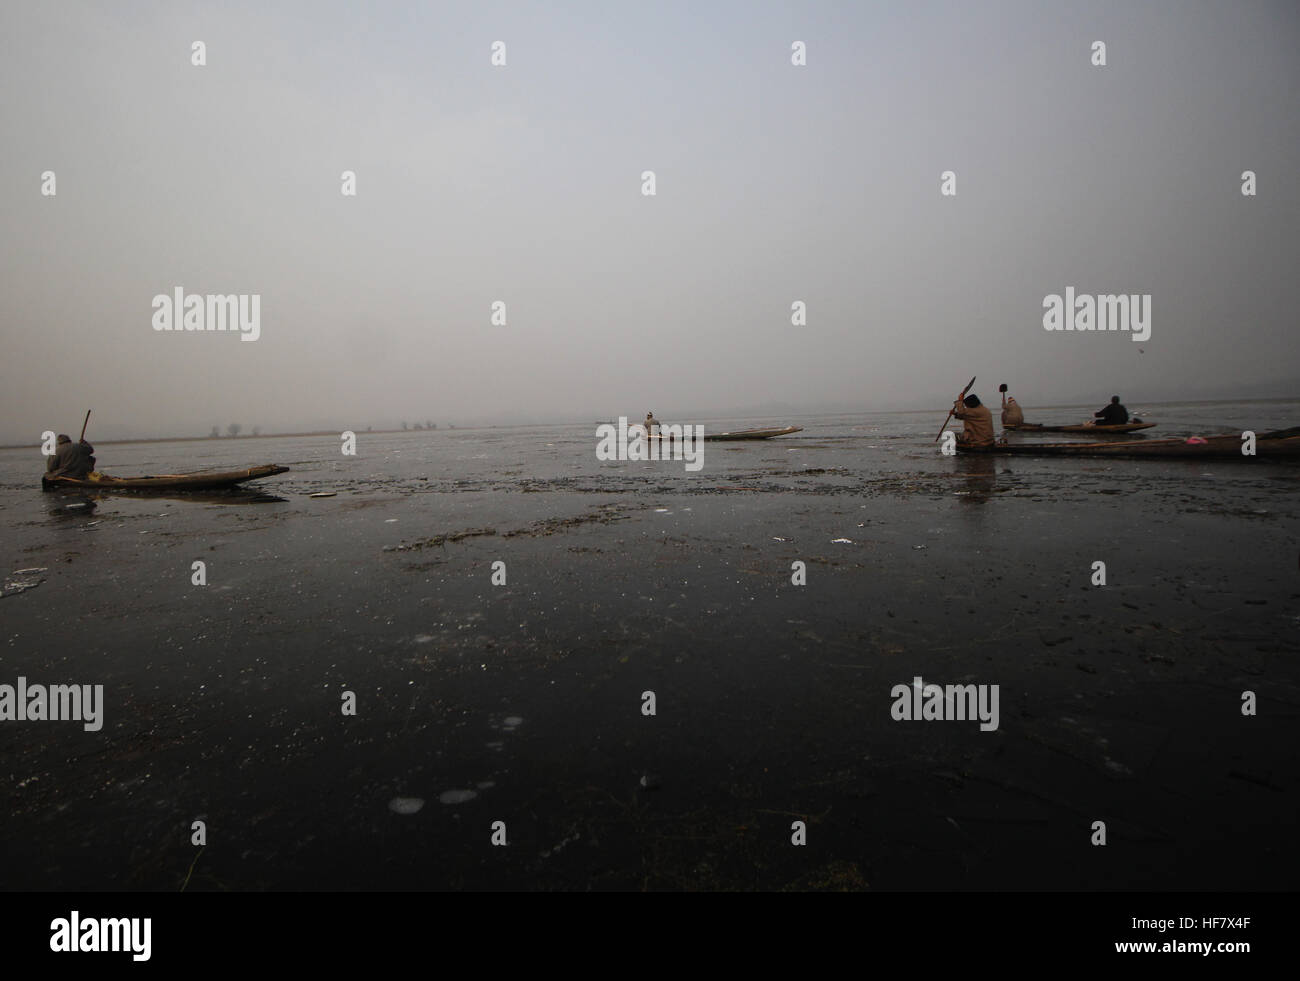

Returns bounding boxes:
[207,422,435,437]
[208,424,260,437]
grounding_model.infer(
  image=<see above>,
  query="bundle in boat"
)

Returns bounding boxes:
[957,430,1300,459]
[42,464,290,491]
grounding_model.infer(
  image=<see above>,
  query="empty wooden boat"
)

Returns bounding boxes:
[1003,422,1157,434]
[42,464,290,491]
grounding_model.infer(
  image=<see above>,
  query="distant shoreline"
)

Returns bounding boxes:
[2,397,1293,450]
[0,428,407,451]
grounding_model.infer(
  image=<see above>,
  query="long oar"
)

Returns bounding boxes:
[934,377,976,442]
[79,409,91,442]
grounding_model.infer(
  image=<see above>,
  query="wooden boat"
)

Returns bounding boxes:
[1004,422,1156,434]
[703,426,803,441]
[42,464,290,491]
[957,431,1300,459]
[645,425,804,442]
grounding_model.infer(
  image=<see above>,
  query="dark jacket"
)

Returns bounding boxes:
[1094,403,1129,425]
[46,440,96,478]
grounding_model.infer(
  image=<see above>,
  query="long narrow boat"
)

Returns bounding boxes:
[958,432,1300,459]
[645,425,804,442]
[42,464,290,491]
[703,425,803,442]
[1005,422,1156,434]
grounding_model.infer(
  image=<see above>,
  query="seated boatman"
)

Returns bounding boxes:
[1001,389,1025,427]
[952,393,995,447]
[644,411,660,437]
[1094,395,1129,426]
[46,434,96,479]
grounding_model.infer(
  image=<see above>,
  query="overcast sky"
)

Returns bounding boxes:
[2,0,1297,440]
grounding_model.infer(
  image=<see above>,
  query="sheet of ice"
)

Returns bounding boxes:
[388,797,425,815]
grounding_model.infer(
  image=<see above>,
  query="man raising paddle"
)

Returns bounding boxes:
[999,384,1025,427]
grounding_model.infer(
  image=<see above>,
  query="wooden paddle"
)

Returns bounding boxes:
[79,409,91,442]
[934,377,976,442]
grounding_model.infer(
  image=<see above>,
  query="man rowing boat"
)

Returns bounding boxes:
[45,434,96,479]
[952,393,995,447]
[1093,396,1129,426]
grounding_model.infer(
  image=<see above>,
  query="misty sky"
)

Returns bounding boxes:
[2,0,1297,441]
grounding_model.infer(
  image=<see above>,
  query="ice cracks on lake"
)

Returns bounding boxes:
[439,790,478,805]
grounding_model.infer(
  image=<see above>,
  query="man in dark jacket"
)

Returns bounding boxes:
[46,434,96,479]
[1094,396,1129,426]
